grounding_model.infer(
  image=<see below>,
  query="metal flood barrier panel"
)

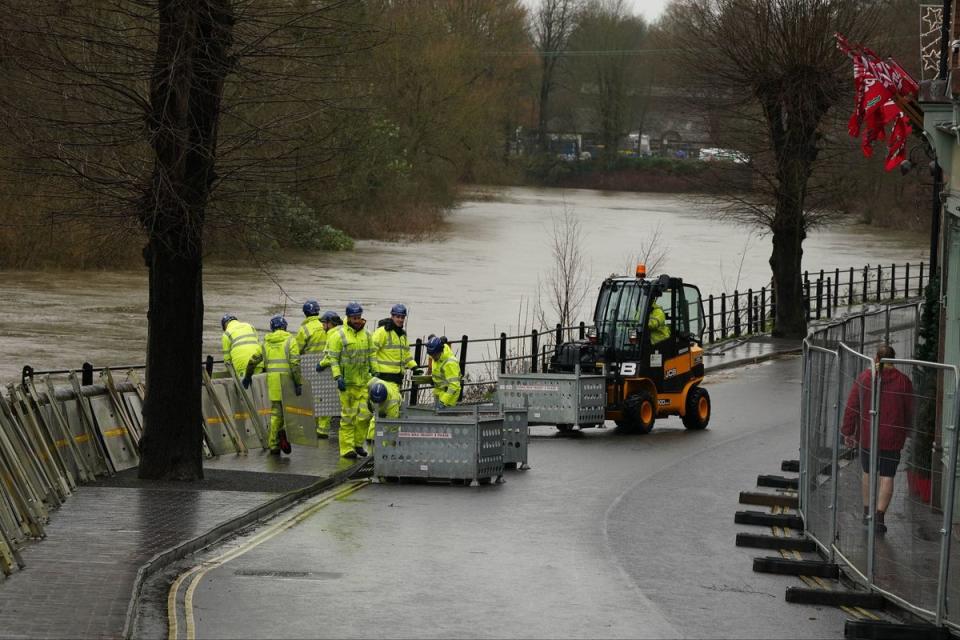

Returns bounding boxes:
[280,375,318,447]
[88,395,139,472]
[497,372,606,428]
[374,412,505,485]
[301,353,340,418]
[403,404,529,468]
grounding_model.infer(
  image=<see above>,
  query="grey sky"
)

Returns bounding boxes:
[626,0,670,23]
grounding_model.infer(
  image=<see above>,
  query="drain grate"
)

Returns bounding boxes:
[233,569,343,580]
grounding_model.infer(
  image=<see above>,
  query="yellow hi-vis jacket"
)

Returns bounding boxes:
[246,329,301,402]
[320,323,374,388]
[431,344,461,407]
[222,320,261,376]
[371,323,416,379]
[647,302,670,346]
[367,376,402,418]
[295,316,327,355]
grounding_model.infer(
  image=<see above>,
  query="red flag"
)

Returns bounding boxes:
[836,33,918,172]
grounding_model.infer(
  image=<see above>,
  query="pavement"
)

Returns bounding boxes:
[0,334,801,640]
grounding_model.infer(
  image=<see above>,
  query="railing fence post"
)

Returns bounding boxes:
[733,290,741,337]
[708,295,715,343]
[499,332,507,375]
[825,278,832,319]
[720,293,727,340]
[531,329,539,373]
[833,269,840,312]
[848,266,854,306]
[815,278,823,320]
[920,261,925,294]
[555,323,563,351]
[578,321,585,340]
[862,265,869,305]
[82,362,93,386]
[890,263,896,300]
[747,288,754,333]
[760,288,766,333]
[411,338,423,405]
[876,264,882,301]
[458,335,468,402]
[904,262,910,299]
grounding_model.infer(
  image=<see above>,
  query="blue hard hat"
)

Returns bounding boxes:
[390,303,407,317]
[302,300,320,317]
[426,336,444,356]
[321,310,338,323]
[345,301,363,317]
[269,315,288,331]
[370,382,388,403]
[221,314,237,330]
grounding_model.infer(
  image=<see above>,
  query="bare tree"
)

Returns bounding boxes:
[0,0,371,479]
[619,223,668,275]
[536,205,593,330]
[665,0,879,338]
[568,0,647,164]
[531,0,580,150]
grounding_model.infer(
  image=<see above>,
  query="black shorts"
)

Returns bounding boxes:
[859,450,901,477]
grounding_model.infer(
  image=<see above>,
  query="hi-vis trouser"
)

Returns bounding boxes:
[338,386,371,456]
[269,401,284,450]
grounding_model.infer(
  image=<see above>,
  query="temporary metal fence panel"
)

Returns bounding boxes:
[497,372,605,427]
[868,360,957,618]
[88,395,139,471]
[374,413,504,483]
[301,353,340,418]
[833,343,874,579]
[280,376,318,447]
[801,344,839,556]
[402,404,529,467]
[886,304,920,361]
[862,307,890,359]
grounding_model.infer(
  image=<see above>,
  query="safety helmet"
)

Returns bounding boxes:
[390,303,407,317]
[345,301,363,317]
[269,315,288,332]
[221,314,237,330]
[426,336,444,356]
[321,310,339,323]
[369,382,388,404]
[302,300,320,317]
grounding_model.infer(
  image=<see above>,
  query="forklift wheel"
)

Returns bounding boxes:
[622,390,656,434]
[682,386,711,430]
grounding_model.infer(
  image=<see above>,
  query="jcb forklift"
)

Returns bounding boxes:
[549,265,711,433]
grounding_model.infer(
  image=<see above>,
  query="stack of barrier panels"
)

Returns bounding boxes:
[0,372,144,577]
[497,372,605,428]
[374,410,504,485]
[403,404,528,469]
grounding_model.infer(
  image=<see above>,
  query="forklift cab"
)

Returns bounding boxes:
[593,272,705,367]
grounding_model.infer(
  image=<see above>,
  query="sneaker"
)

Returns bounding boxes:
[316,432,329,440]
[278,429,291,454]
[355,447,369,457]
[342,450,358,459]
[269,448,281,456]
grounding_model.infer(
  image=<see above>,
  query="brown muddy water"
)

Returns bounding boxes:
[0,186,927,381]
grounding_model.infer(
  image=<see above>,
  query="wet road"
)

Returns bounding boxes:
[160,356,848,639]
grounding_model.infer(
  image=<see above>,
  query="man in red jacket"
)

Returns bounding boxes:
[841,344,914,534]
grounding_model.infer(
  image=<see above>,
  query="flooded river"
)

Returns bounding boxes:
[0,186,927,381]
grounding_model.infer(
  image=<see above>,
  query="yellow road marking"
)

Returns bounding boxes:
[168,480,368,640]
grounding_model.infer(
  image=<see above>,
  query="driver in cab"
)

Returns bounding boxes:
[647,299,670,346]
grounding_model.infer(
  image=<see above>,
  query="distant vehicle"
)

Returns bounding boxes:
[698,147,749,163]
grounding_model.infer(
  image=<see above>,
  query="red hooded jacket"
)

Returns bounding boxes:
[841,366,913,451]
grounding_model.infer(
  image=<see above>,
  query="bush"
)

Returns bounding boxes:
[266,193,354,251]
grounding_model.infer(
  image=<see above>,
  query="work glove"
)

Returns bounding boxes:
[316,362,329,372]
[242,376,252,389]
[294,383,303,396]
[336,377,346,392]
[412,367,424,376]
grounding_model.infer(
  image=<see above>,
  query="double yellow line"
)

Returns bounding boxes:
[167,480,369,640]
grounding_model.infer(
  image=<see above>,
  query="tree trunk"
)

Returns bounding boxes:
[137,0,234,480]
[537,61,552,151]
[138,242,204,480]
[769,158,810,339]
